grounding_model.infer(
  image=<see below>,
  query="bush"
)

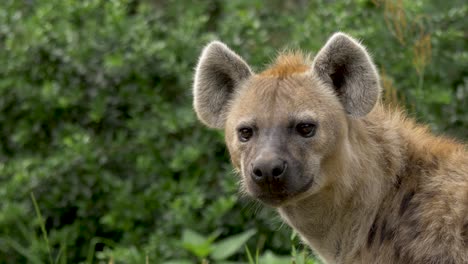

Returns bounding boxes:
[0,0,465,263]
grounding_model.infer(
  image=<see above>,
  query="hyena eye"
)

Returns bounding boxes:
[238,127,253,142]
[296,123,317,138]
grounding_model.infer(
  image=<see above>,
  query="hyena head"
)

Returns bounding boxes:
[193,33,381,207]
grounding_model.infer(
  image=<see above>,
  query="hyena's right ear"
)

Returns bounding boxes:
[193,41,253,129]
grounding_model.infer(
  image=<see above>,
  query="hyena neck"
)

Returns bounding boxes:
[279,105,406,263]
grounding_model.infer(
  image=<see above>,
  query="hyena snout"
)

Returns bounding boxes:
[247,150,312,206]
[251,155,288,184]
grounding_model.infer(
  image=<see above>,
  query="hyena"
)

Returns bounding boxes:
[192,33,468,264]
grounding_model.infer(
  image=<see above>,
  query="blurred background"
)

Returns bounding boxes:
[0,0,466,263]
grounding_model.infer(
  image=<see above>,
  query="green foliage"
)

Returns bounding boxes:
[166,228,256,263]
[0,0,466,263]
[244,231,318,264]
[209,229,256,261]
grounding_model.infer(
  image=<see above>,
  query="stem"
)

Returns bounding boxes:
[30,192,54,264]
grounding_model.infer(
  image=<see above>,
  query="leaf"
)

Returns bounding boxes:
[181,229,207,245]
[181,229,212,258]
[210,229,256,260]
[258,251,292,264]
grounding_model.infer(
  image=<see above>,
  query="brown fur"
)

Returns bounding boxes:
[260,52,310,79]
[193,33,468,264]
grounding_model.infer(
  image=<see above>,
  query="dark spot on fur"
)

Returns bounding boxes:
[380,218,395,244]
[462,221,468,245]
[335,239,342,258]
[353,249,361,260]
[393,244,401,261]
[406,217,421,240]
[394,174,402,189]
[407,154,440,177]
[367,216,378,248]
[379,219,387,244]
[399,190,415,216]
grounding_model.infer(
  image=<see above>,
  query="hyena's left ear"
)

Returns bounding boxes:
[193,41,253,129]
[312,33,381,117]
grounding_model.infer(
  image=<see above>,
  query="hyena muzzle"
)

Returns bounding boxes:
[192,32,468,264]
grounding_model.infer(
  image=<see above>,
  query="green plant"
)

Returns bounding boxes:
[245,231,318,264]
[166,229,256,264]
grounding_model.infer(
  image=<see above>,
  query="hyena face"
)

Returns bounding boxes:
[224,75,346,206]
[194,33,380,207]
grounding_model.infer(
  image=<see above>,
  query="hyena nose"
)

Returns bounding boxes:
[251,158,287,184]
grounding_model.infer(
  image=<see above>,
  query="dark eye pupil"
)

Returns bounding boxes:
[296,123,316,137]
[238,128,253,142]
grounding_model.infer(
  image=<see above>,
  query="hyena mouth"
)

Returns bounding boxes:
[253,176,315,206]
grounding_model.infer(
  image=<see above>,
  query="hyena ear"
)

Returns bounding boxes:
[193,41,253,129]
[312,32,381,117]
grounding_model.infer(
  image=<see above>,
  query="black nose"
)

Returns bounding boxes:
[251,157,287,183]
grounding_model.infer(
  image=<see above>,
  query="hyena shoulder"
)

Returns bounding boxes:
[361,111,468,263]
